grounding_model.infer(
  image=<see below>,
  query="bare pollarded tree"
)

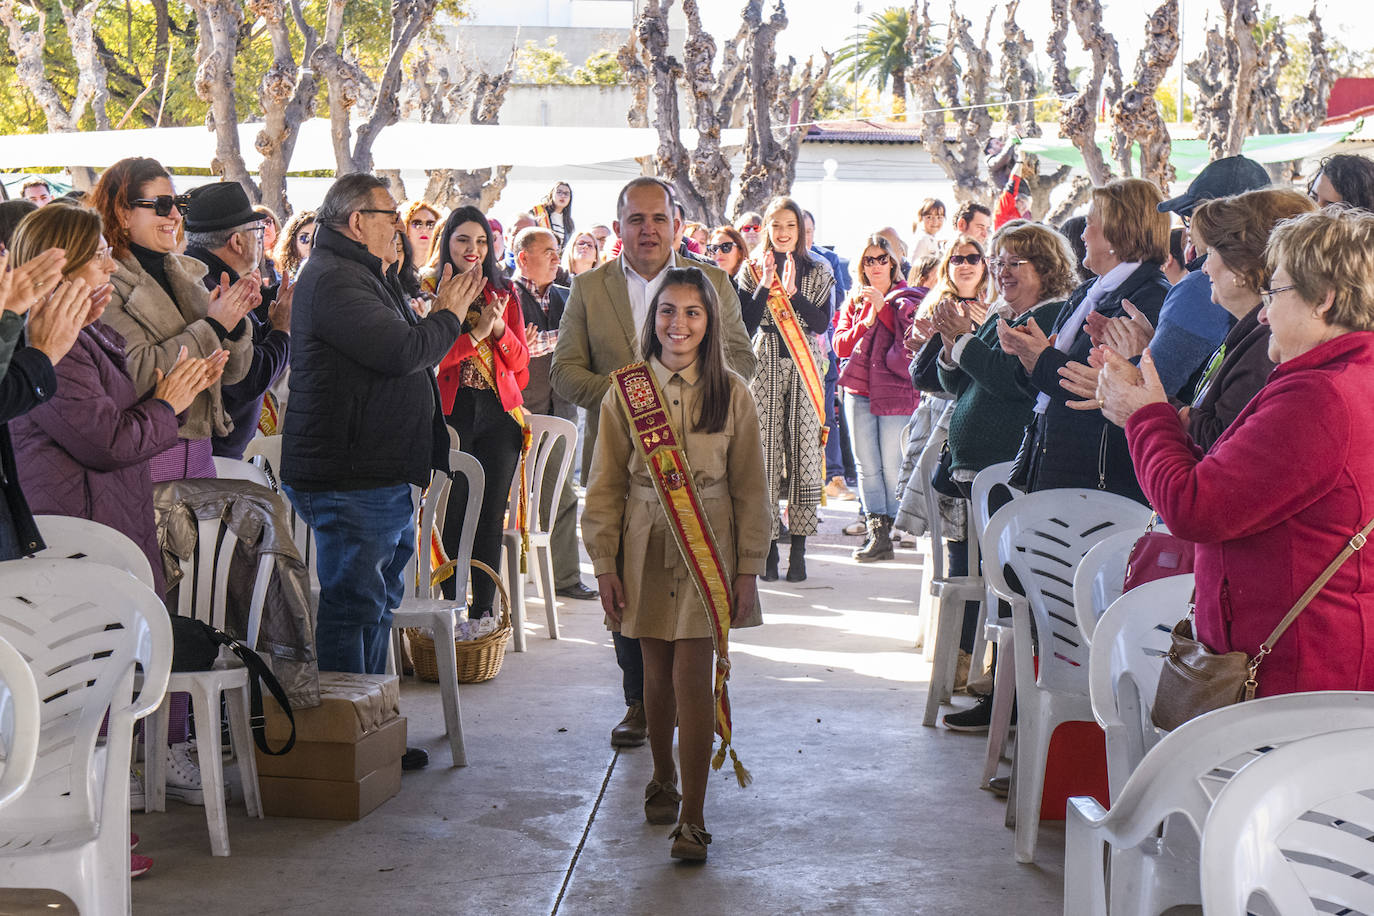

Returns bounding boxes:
[998,0,1039,139]
[1187,0,1261,159]
[904,0,997,205]
[250,0,323,215]
[1111,0,1179,192]
[624,0,751,226]
[0,0,113,187]
[1284,6,1333,133]
[398,43,517,211]
[1052,0,1123,186]
[733,0,831,216]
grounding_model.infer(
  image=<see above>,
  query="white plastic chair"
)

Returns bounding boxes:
[500,414,576,653]
[967,461,1024,787]
[1200,726,1374,916]
[982,487,1154,862]
[212,455,273,488]
[243,434,318,603]
[0,560,173,916]
[390,449,482,767]
[141,506,276,856]
[1064,691,1374,916]
[30,515,155,589]
[1087,574,1194,802]
[0,632,40,814]
[1073,528,1141,642]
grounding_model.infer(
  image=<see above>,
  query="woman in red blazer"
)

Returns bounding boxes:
[431,207,530,617]
[1099,207,1374,697]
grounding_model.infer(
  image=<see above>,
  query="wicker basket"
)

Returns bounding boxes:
[407,559,512,684]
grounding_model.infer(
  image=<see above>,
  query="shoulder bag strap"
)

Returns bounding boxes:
[1258,514,1374,658]
[209,627,297,756]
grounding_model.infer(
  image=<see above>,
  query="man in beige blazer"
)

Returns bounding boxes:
[552,176,756,749]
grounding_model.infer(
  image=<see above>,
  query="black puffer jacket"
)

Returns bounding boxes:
[281,226,462,491]
[1025,262,1169,503]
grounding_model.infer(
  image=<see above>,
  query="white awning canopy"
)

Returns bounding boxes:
[0,120,748,171]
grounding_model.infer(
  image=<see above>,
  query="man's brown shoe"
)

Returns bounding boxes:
[611,703,647,748]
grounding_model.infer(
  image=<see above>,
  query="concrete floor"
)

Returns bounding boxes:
[119,497,1067,916]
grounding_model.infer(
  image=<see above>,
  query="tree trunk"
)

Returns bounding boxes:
[1046,174,1094,225]
[1189,0,1260,160]
[891,69,906,121]
[904,0,995,206]
[1284,7,1333,132]
[999,0,1040,138]
[1055,0,1123,186]
[60,0,112,130]
[249,0,322,217]
[188,0,257,196]
[1111,0,1179,193]
[617,32,656,176]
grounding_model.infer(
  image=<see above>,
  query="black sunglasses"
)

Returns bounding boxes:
[949,252,984,266]
[862,254,891,266]
[705,242,737,255]
[133,194,191,218]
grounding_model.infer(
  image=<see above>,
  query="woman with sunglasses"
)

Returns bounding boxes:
[275,210,316,280]
[402,199,441,266]
[832,234,920,561]
[706,226,748,290]
[997,177,1169,500]
[92,157,255,483]
[737,196,835,582]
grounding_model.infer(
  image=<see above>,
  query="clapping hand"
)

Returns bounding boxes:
[932,296,975,343]
[0,248,66,316]
[27,278,89,366]
[1060,358,1102,410]
[268,271,294,332]
[906,314,937,352]
[206,272,258,330]
[433,261,487,320]
[858,286,883,327]
[996,316,1054,373]
[153,345,230,414]
[1096,346,1163,428]
[781,253,797,297]
[1100,299,1155,360]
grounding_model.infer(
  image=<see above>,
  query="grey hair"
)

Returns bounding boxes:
[514,226,556,254]
[317,173,388,229]
[615,176,676,220]
[186,225,252,251]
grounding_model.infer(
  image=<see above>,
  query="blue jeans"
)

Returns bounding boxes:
[842,392,908,517]
[284,484,415,675]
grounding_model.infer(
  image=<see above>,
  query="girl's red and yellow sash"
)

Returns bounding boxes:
[610,360,751,787]
[747,259,829,448]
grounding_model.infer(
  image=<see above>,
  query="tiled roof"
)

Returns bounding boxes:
[802,119,932,143]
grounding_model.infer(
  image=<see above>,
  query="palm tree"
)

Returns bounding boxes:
[832,7,917,119]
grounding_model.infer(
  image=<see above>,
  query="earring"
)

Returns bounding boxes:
[1108,248,1115,255]
[1233,276,1243,287]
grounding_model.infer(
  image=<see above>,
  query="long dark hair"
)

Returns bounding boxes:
[757,196,813,271]
[539,181,575,246]
[395,231,422,299]
[431,206,502,288]
[639,267,730,434]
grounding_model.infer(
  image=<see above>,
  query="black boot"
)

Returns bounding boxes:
[786,535,807,582]
[854,514,894,562]
[762,539,780,581]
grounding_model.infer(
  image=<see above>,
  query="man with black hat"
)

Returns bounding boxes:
[1148,155,1271,397]
[183,181,292,459]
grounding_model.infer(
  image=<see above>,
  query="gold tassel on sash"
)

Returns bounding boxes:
[612,362,751,786]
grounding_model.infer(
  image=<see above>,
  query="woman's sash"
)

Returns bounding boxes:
[747,260,829,448]
[610,361,752,786]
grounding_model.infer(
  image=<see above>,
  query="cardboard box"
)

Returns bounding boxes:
[259,761,402,820]
[264,671,399,743]
[255,715,407,782]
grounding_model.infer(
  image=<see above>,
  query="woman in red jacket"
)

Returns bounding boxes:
[1099,207,1374,697]
[433,206,530,618]
[833,233,919,561]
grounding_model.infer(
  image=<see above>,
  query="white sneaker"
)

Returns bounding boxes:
[165,742,206,806]
[129,769,145,811]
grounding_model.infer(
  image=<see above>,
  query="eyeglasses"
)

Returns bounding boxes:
[1259,284,1296,307]
[358,208,399,221]
[706,242,737,255]
[988,257,1029,271]
[297,232,314,245]
[409,218,437,230]
[862,254,891,267]
[132,194,191,218]
[574,239,598,249]
[948,252,984,266]
[94,244,114,264]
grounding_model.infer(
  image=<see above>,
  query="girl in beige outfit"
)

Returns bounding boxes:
[582,267,771,862]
